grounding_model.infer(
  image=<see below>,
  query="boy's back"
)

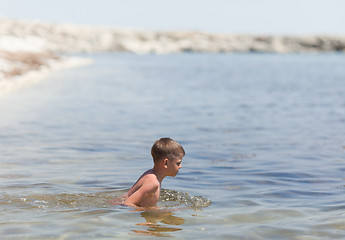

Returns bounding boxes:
[124,169,161,207]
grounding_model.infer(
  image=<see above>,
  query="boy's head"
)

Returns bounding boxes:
[151,137,185,164]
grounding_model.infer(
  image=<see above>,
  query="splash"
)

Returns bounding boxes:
[0,189,211,210]
[159,189,212,210]
[0,191,121,209]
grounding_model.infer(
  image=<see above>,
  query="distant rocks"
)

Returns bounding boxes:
[0,18,344,94]
[1,18,344,55]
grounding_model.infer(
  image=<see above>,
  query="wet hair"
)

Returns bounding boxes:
[151,137,185,163]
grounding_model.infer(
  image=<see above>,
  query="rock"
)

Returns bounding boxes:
[1,18,344,55]
[0,17,344,93]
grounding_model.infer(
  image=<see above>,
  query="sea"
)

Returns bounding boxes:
[0,52,344,239]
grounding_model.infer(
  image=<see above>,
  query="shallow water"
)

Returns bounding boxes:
[0,53,345,239]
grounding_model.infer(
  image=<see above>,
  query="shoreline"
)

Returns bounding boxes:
[0,51,92,96]
[1,18,344,54]
[1,17,345,94]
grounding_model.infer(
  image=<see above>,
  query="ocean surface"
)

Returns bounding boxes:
[0,53,345,239]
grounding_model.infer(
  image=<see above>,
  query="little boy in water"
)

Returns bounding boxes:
[123,137,185,208]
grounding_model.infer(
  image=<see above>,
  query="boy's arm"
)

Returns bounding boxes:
[124,181,159,207]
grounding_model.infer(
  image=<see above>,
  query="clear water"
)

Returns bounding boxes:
[0,53,345,239]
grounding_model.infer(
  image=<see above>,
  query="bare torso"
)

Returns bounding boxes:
[125,169,161,207]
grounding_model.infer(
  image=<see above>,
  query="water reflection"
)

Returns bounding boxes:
[131,210,185,237]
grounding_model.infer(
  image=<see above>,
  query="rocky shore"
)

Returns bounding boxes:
[0,50,91,94]
[2,18,345,54]
[1,18,345,94]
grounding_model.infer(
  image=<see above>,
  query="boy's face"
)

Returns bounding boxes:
[166,158,183,177]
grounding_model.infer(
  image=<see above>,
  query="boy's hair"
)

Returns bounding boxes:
[151,137,185,163]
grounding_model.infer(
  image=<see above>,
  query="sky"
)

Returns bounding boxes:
[0,0,344,35]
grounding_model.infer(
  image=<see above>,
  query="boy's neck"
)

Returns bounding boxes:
[152,166,166,183]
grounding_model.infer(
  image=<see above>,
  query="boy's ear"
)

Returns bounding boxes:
[163,158,169,168]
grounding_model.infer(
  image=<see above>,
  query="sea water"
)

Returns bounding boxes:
[0,53,345,239]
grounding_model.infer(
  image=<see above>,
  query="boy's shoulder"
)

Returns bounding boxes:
[133,172,160,196]
[141,171,159,186]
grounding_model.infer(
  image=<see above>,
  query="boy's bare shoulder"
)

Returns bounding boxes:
[130,172,159,197]
[141,172,160,187]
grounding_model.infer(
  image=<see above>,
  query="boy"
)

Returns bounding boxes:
[124,137,185,208]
